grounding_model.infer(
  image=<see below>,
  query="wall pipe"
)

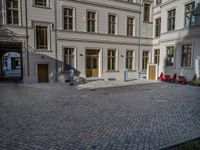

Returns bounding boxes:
[54,0,58,82]
[25,0,29,76]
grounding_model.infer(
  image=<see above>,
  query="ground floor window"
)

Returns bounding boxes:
[154,49,160,65]
[126,50,134,70]
[108,50,116,71]
[166,46,174,67]
[63,48,74,71]
[181,44,192,67]
[142,51,149,70]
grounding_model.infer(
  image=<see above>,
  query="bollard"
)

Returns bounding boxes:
[124,69,128,82]
[69,69,74,86]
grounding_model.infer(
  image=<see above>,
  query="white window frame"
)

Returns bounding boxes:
[181,43,193,68]
[126,49,135,71]
[62,46,76,71]
[63,6,76,31]
[4,0,21,25]
[108,13,118,35]
[34,22,51,51]
[165,46,175,68]
[34,0,50,8]
[127,16,135,37]
[107,49,118,71]
[85,9,99,33]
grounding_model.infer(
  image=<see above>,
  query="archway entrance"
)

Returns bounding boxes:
[0,42,23,82]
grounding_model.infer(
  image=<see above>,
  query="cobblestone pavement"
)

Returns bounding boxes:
[0,83,200,150]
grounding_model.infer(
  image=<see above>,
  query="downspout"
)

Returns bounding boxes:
[54,0,58,82]
[25,0,29,76]
[138,0,143,78]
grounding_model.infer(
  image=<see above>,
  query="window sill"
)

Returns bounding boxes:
[128,70,136,72]
[63,29,74,32]
[61,70,74,73]
[107,70,120,73]
[179,67,193,70]
[165,66,176,69]
[167,29,175,32]
[154,35,161,38]
[143,21,153,24]
[140,70,147,74]
[4,24,22,27]
[126,35,135,37]
[32,5,51,9]
[108,33,117,36]
[35,49,53,52]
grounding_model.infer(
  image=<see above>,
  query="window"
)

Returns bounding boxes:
[156,0,162,5]
[181,44,192,67]
[144,4,150,22]
[64,48,74,70]
[64,8,73,30]
[35,0,47,7]
[126,51,134,70]
[108,50,116,71]
[185,2,195,27]
[142,51,149,70]
[166,46,174,67]
[168,9,176,31]
[87,11,96,32]
[154,49,160,65]
[127,17,134,36]
[155,18,161,37]
[108,15,116,34]
[6,0,19,25]
[36,25,48,49]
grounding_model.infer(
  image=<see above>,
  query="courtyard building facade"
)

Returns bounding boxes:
[153,0,200,80]
[0,0,199,83]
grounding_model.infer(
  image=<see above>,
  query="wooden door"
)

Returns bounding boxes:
[37,64,49,83]
[149,65,156,80]
[86,50,99,77]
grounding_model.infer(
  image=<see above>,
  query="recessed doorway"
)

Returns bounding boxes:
[37,64,49,83]
[86,50,99,78]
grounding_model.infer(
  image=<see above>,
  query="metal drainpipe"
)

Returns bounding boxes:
[54,0,58,82]
[25,0,29,76]
[138,0,143,79]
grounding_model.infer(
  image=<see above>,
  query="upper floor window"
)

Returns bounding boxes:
[155,18,161,37]
[35,25,48,50]
[6,0,19,25]
[166,46,174,67]
[156,0,162,5]
[168,9,176,31]
[181,44,192,67]
[185,2,195,27]
[108,15,116,35]
[127,17,134,36]
[144,4,150,22]
[35,0,47,7]
[63,48,74,71]
[64,8,73,30]
[87,11,96,32]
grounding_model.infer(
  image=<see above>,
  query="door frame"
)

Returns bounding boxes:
[36,62,49,83]
[85,49,101,78]
[147,64,158,80]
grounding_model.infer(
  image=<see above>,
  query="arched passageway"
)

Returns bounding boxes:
[0,42,23,82]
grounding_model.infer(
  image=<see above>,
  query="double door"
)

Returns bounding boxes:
[86,50,99,77]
